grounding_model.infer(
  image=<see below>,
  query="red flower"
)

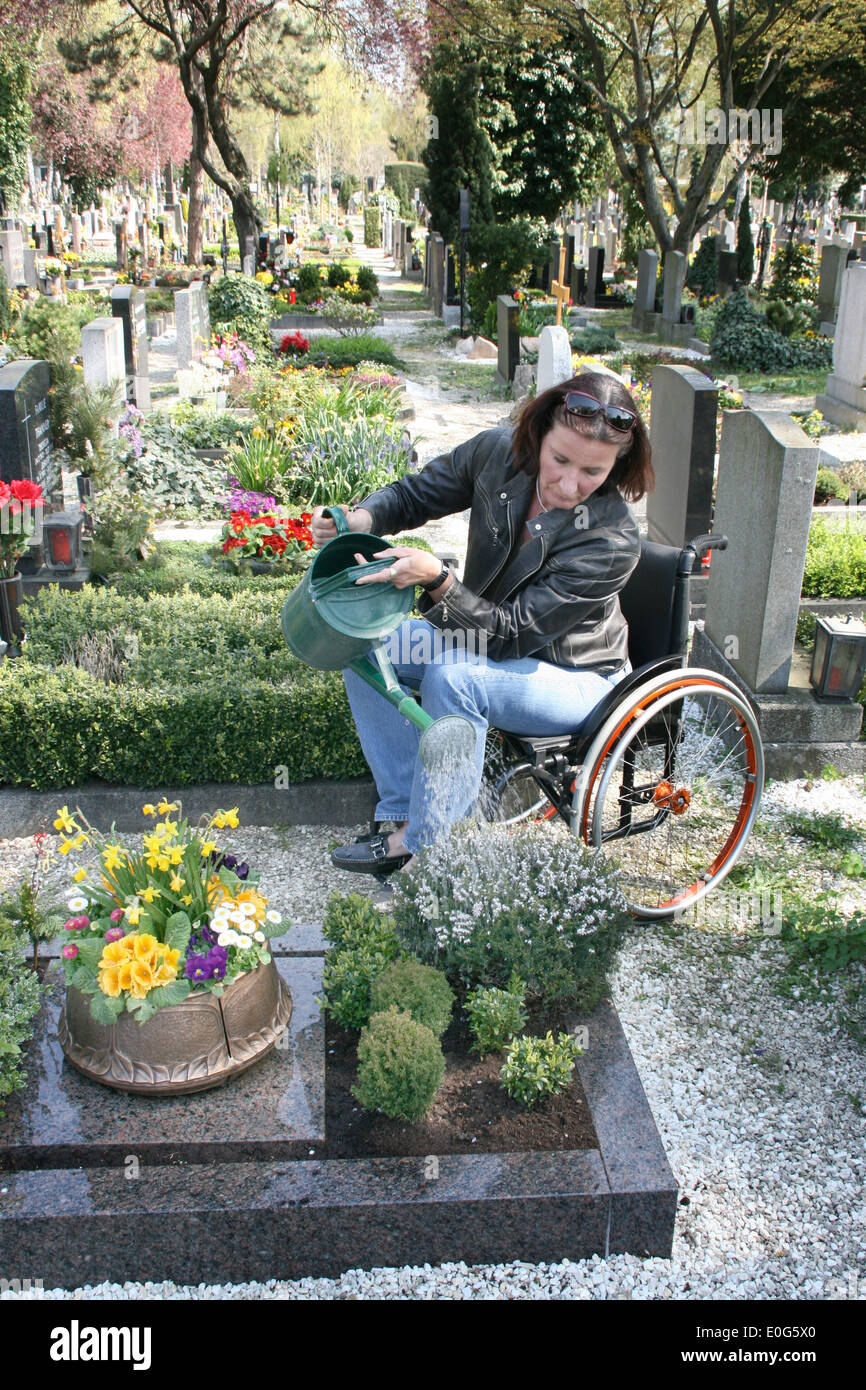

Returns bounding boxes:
[10,480,43,503]
[0,482,10,505]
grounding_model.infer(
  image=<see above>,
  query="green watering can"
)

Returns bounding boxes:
[280,507,475,770]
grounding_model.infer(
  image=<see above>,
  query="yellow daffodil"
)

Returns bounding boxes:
[72,832,89,850]
[160,818,178,840]
[142,803,157,817]
[126,903,142,926]
[143,832,163,858]
[200,840,217,857]
[53,805,77,834]
[140,886,159,903]
[212,812,226,830]
[58,837,73,856]
[169,872,185,893]
[102,844,124,874]
[222,808,239,829]
[168,846,184,866]
[182,894,193,906]
[72,867,88,884]
[157,798,179,815]
[157,853,170,872]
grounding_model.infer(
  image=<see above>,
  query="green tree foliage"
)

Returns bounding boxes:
[0,39,31,209]
[620,187,657,269]
[421,40,494,244]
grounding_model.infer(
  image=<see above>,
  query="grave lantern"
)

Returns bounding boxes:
[809,614,866,702]
[42,511,84,573]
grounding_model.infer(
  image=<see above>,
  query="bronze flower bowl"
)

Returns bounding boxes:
[58,959,293,1096]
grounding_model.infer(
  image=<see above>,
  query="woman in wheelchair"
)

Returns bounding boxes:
[310,370,655,879]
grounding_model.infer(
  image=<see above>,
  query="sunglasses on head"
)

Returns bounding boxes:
[563,390,637,433]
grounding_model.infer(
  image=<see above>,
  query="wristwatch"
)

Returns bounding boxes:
[419,562,451,592]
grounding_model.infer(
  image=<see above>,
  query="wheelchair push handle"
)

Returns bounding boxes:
[680,533,727,574]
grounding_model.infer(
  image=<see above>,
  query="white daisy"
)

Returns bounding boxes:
[253,931,266,943]
[217,930,239,947]
[236,934,253,950]
[67,895,88,912]
[239,902,257,917]
[265,909,282,924]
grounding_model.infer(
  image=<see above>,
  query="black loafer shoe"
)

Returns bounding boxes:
[331,833,413,877]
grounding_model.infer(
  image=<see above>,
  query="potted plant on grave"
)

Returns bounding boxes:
[0,478,44,653]
[217,504,314,574]
[55,799,292,1095]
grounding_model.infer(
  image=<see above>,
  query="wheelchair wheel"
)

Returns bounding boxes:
[573,671,763,919]
[488,765,557,825]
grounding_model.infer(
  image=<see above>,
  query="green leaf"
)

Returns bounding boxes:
[164,912,192,955]
[149,979,191,1010]
[75,936,105,971]
[88,992,124,1025]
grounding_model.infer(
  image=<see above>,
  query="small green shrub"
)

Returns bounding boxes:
[466,218,549,333]
[355,265,379,297]
[152,404,251,450]
[711,290,832,372]
[296,263,324,295]
[353,1006,445,1122]
[464,974,527,1055]
[779,895,866,997]
[802,518,866,598]
[319,913,403,1029]
[767,242,819,308]
[369,958,454,1038]
[570,326,621,355]
[783,810,861,850]
[124,422,227,515]
[500,1031,582,1108]
[326,262,350,289]
[323,892,391,949]
[0,925,43,1117]
[814,467,849,505]
[208,273,272,353]
[686,236,719,299]
[306,333,401,370]
[391,824,628,1008]
[363,206,382,248]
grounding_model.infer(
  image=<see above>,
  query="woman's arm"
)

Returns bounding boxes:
[356,428,506,536]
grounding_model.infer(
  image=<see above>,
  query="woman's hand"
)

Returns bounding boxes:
[309,505,373,548]
[352,546,447,591]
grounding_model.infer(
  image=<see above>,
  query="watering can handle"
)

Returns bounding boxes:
[323,506,350,535]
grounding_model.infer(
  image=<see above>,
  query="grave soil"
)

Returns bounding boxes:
[323,1013,598,1158]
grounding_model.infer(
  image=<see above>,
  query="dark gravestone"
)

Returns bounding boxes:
[445,246,457,303]
[563,234,575,289]
[111,285,151,411]
[496,294,520,386]
[258,232,269,266]
[717,250,739,297]
[0,229,25,288]
[570,265,586,306]
[646,365,718,550]
[0,360,56,495]
[46,226,55,257]
[585,246,606,307]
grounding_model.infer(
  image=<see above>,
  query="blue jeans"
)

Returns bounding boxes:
[343,618,631,856]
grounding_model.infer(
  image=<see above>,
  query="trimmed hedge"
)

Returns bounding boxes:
[363,206,382,248]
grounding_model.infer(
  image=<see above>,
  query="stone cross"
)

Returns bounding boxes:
[550,241,571,327]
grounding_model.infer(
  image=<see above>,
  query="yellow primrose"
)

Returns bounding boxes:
[142,803,157,817]
[102,844,124,874]
[169,872,185,893]
[98,963,122,998]
[53,805,77,834]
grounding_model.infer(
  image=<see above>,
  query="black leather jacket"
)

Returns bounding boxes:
[359,426,641,672]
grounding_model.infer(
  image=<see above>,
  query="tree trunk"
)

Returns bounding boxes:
[187,144,204,265]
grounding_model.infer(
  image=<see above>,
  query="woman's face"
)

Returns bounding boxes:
[537,420,623,509]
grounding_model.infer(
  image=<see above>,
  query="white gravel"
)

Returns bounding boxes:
[3,774,865,1301]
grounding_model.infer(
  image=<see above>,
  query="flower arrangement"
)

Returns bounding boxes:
[222,481,278,516]
[55,799,284,1025]
[118,404,145,459]
[219,508,313,565]
[213,332,256,375]
[0,479,44,579]
[279,331,310,356]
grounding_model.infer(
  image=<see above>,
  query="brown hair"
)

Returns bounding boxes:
[511,371,654,502]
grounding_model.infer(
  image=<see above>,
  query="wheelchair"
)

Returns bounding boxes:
[482,533,765,918]
[365,534,764,920]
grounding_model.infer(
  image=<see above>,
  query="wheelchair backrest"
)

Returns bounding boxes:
[620,538,691,669]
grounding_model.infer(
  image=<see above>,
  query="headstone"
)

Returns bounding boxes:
[570,264,586,306]
[700,410,818,693]
[71,215,82,255]
[816,262,866,428]
[198,280,211,353]
[585,246,605,307]
[0,360,56,495]
[646,366,718,550]
[242,253,255,277]
[536,325,573,395]
[111,285,151,411]
[115,221,128,273]
[662,250,687,323]
[430,234,446,317]
[81,317,125,391]
[0,228,25,288]
[720,218,736,251]
[22,248,37,289]
[817,241,852,329]
[632,248,659,328]
[445,246,457,303]
[563,230,575,287]
[717,250,739,297]
[604,222,617,266]
[495,294,520,385]
[175,283,205,369]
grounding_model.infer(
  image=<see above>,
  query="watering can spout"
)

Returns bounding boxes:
[348,651,476,771]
